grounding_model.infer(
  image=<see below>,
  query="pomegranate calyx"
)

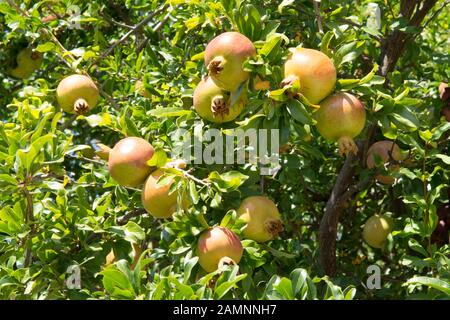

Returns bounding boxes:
[211,95,230,118]
[207,57,225,75]
[338,136,358,156]
[265,218,284,237]
[218,256,236,269]
[74,98,90,115]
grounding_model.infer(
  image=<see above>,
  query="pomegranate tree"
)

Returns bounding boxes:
[315,92,366,155]
[362,214,392,249]
[237,196,283,242]
[366,141,405,185]
[193,76,246,123]
[8,48,43,79]
[281,48,337,104]
[108,137,154,187]
[141,169,189,218]
[205,31,256,92]
[197,226,243,272]
[56,74,99,114]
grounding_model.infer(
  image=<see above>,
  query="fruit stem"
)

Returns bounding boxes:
[337,136,358,156]
[74,98,90,115]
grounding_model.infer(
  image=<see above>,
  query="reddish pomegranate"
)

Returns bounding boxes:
[431,220,449,247]
[236,196,283,242]
[315,92,366,155]
[362,214,392,249]
[197,226,243,272]
[205,32,256,92]
[366,141,405,185]
[281,48,337,104]
[141,169,189,218]
[108,137,154,187]
[8,48,43,79]
[193,76,246,123]
[56,74,99,114]
[135,79,151,98]
[442,107,450,122]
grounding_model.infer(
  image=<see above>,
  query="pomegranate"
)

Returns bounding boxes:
[366,141,405,185]
[442,107,450,122]
[236,196,283,242]
[193,76,246,123]
[439,82,449,101]
[314,92,366,155]
[430,220,449,246]
[8,48,43,79]
[135,79,151,98]
[56,74,99,114]
[205,31,256,92]
[197,226,243,272]
[362,214,392,249]
[281,48,337,104]
[108,137,154,187]
[141,168,189,218]
[95,143,111,161]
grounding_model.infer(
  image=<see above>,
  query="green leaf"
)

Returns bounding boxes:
[405,277,450,295]
[286,100,315,125]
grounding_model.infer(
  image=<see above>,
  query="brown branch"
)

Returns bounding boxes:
[117,208,147,226]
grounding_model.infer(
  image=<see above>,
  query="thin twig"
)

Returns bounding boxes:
[312,0,323,33]
[23,187,34,267]
[117,208,147,226]
[90,5,167,68]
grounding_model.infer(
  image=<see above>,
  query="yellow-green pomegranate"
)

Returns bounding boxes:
[141,169,189,218]
[237,196,283,242]
[362,215,392,249]
[366,141,404,185]
[193,76,246,123]
[315,92,366,156]
[56,74,99,114]
[205,31,256,92]
[8,48,43,79]
[197,226,243,273]
[108,137,154,187]
[281,48,336,104]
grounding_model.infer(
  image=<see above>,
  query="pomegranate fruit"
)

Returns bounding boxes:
[362,214,392,249]
[95,143,111,161]
[108,137,154,187]
[197,226,243,273]
[193,76,246,123]
[366,141,405,185]
[439,82,449,101]
[281,48,337,104]
[8,48,43,79]
[56,74,99,114]
[236,196,283,242]
[205,31,256,92]
[141,168,189,218]
[135,79,151,98]
[430,220,449,247]
[442,107,450,122]
[314,92,366,155]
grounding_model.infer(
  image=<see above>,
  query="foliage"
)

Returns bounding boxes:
[0,0,449,300]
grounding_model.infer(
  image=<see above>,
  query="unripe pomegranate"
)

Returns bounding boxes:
[135,79,151,98]
[193,76,246,123]
[315,92,366,156]
[108,137,154,187]
[95,143,111,161]
[197,226,243,273]
[281,48,337,104]
[205,31,256,92]
[366,141,405,185]
[141,169,189,218]
[362,214,392,249]
[8,48,43,79]
[236,196,283,242]
[56,74,99,114]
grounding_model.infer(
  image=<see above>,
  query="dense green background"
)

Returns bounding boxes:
[0,0,449,300]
